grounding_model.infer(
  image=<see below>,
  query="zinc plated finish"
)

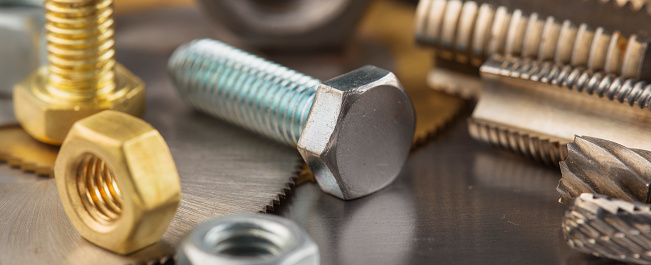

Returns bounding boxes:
[177,214,319,265]
[469,56,651,165]
[13,0,146,145]
[169,39,416,200]
[169,39,319,146]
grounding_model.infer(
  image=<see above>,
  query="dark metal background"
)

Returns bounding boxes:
[0,4,629,264]
[276,119,625,265]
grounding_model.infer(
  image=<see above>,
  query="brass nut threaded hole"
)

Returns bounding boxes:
[76,153,123,224]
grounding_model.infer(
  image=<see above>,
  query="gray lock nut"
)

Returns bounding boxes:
[0,1,45,95]
[177,214,319,265]
[197,0,371,49]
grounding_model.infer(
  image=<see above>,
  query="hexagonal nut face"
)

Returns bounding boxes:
[297,66,416,200]
[177,214,319,265]
[55,110,180,254]
[13,64,146,145]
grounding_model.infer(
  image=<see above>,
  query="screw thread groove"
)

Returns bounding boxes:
[415,0,649,79]
[467,118,568,166]
[168,39,319,146]
[489,56,651,108]
[45,0,116,99]
[77,154,123,224]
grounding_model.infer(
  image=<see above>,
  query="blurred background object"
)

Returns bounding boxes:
[196,0,372,50]
[113,0,193,14]
[0,0,45,96]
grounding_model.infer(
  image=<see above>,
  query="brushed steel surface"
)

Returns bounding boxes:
[276,120,623,265]
[0,7,301,264]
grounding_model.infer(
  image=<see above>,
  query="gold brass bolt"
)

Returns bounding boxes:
[13,0,145,145]
[55,110,180,254]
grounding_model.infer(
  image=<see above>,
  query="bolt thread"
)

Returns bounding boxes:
[77,154,123,224]
[489,56,651,108]
[168,39,319,146]
[414,0,649,79]
[468,118,568,166]
[44,0,116,100]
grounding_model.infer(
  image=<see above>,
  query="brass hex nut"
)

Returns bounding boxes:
[13,64,145,145]
[55,110,180,254]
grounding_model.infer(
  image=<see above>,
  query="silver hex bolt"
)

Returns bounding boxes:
[168,39,415,200]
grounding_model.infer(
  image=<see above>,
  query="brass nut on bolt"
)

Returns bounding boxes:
[55,110,180,254]
[13,0,145,145]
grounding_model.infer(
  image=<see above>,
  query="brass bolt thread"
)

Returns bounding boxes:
[76,154,123,224]
[44,0,116,100]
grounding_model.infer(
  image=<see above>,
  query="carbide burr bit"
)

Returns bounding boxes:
[563,193,651,265]
[469,56,651,166]
[168,39,415,200]
[558,136,651,204]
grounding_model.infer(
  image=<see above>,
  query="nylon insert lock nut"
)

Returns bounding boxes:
[55,110,181,254]
[177,214,319,265]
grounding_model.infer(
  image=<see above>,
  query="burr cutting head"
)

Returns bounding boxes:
[563,193,651,264]
[558,136,651,204]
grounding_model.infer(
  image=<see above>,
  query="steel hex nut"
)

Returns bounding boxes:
[297,66,416,200]
[177,214,319,265]
[55,110,180,254]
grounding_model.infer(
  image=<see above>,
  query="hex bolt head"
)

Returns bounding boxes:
[13,0,146,145]
[169,39,416,200]
[55,110,181,254]
[297,66,415,200]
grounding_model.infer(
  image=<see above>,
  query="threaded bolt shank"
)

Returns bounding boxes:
[44,0,116,100]
[168,39,319,146]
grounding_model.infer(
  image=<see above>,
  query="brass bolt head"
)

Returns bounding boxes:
[55,110,180,254]
[13,64,146,145]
